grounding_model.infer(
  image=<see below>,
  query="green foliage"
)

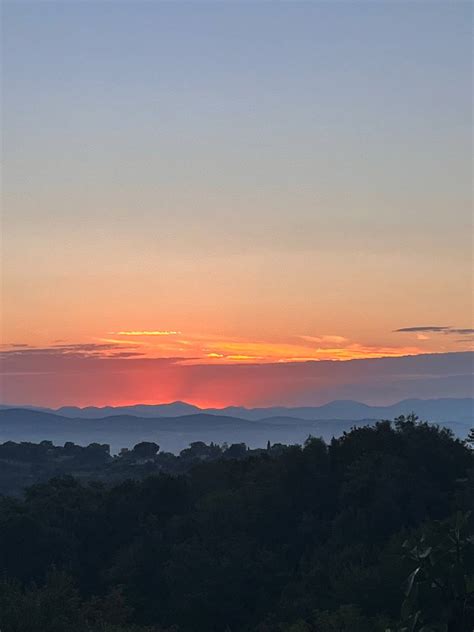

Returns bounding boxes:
[389,511,474,631]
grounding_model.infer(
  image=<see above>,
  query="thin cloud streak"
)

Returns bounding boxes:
[111,331,182,336]
[299,335,348,344]
[395,326,452,333]
[396,326,474,335]
[0,342,146,360]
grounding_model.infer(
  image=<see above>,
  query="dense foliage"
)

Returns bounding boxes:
[0,437,272,496]
[0,416,473,631]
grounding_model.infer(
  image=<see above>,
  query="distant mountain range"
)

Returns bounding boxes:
[0,408,362,454]
[0,398,472,454]
[1,397,472,422]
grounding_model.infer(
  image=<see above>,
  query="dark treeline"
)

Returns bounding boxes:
[0,416,473,631]
[0,437,283,497]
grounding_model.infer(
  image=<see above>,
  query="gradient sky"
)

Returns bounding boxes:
[1,1,472,407]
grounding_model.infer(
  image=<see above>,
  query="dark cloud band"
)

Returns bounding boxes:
[395,326,473,335]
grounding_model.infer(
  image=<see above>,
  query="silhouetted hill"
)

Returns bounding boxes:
[207,397,474,422]
[0,409,312,454]
[0,404,472,454]
[1,397,472,423]
[55,400,200,418]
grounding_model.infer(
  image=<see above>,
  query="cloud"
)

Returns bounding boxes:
[193,337,421,365]
[108,352,147,358]
[395,326,452,333]
[110,331,181,336]
[0,342,145,360]
[395,326,474,336]
[0,349,192,380]
[53,343,127,352]
[299,334,348,344]
[0,329,432,370]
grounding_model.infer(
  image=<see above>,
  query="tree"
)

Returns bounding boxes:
[466,428,474,447]
[393,512,474,632]
[131,442,160,459]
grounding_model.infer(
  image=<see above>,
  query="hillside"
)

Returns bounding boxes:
[2,397,472,423]
[1,405,472,454]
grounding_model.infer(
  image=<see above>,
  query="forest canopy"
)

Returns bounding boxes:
[0,416,473,632]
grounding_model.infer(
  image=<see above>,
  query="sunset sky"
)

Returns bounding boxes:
[1,1,472,408]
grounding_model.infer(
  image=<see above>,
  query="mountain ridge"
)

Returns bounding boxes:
[1,402,472,454]
[1,397,472,422]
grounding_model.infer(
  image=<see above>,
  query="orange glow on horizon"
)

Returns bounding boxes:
[1,339,471,409]
[1,327,471,409]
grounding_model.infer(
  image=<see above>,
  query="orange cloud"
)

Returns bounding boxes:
[0,330,428,370]
[299,334,348,344]
[182,336,422,365]
[110,331,181,336]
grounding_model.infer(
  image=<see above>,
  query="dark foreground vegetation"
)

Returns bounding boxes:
[0,416,473,632]
[0,436,265,496]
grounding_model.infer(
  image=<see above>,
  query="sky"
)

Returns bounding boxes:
[1,1,473,408]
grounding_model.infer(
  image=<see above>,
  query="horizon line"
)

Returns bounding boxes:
[1,395,473,413]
